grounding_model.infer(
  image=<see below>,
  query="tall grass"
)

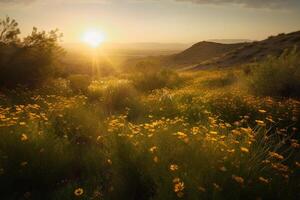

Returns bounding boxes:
[87,79,143,119]
[131,68,183,92]
[247,48,300,97]
[0,68,299,199]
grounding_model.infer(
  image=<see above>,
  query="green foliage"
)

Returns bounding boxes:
[247,48,300,97]
[0,17,64,88]
[87,80,142,117]
[68,74,91,93]
[131,68,182,92]
[202,72,237,88]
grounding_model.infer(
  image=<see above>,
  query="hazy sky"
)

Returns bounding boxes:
[0,0,300,43]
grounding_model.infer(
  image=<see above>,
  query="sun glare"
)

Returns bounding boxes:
[82,30,105,48]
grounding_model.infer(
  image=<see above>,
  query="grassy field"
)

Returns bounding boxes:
[0,67,299,200]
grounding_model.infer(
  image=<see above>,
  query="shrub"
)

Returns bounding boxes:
[247,48,300,97]
[0,17,64,88]
[68,74,91,93]
[202,72,237,88]
[131,68,182,92]
[87,80,142,117]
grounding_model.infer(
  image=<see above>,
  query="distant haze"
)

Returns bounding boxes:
[208,39,253,44]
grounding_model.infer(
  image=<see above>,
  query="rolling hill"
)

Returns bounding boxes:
[122,41,246,68]
[121,30,300,70]
[193,31,300,69]
[169,41,245,66]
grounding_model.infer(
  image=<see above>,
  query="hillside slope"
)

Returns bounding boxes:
[194,31,300,69]
[120,41,246,69]
[169,41,245,66]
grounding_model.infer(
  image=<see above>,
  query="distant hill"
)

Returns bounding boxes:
[208,39,253,44]
[193,31,300,69]
[120,40,250,69]
[168,41,245,66]
[121,31,300,70]
[121,40,251,69]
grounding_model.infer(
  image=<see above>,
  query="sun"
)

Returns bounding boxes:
[82,30,105,48]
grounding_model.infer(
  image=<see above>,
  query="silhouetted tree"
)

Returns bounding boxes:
[0,16,20,44]
[0,17,65,88]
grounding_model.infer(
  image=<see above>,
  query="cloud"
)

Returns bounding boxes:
[0,0,111,5]
[0,0,36,4]
[174,0,299,9]
[0,0,299,9]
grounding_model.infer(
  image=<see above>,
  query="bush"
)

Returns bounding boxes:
[68,74,91,93]
[87,80,142,116]
[202,72,237,88]
[0,17,64,88]
[247,48,300,97]
[131,68,182,92]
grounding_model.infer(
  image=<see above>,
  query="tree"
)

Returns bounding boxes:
[0,16,20,44]
[0,17,65,88]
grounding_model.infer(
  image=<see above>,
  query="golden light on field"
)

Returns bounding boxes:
[82,30,105,48]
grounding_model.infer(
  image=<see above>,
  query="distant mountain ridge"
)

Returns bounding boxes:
[208,39,253,44]
[120,31,300,70]
[169,41,246,66]
[193,31,300,69]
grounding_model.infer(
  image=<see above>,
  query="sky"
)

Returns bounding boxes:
[0,0,300,44]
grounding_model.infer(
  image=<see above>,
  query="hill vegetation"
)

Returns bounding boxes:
[123,31,300,70]
[0,17,64,88]
[194,31,300,69]
[170,41,245,66]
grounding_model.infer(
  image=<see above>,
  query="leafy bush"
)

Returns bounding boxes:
[68,74,91,93]
[202,72,237,88]
[87,80,142,116]
[247,49,300,97]
[0,17,64,88]
[131,68,182,92]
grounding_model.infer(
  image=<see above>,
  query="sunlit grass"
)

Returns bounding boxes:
[0,69,299,199]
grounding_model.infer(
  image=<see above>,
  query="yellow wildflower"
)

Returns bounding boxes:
[174,181,184,192]
[232,175,244,185]
[232,130,241,136]
[209,131,218,135]
[258,177,269,184]
[74,188,84,196]
[20,134,28,141]
[227,149,235,153]
[271,163,289,173]
[255,120,266,127]
[240,147,249,153]
[173,177,185,197]
[149,146,158,153]
[192,127,200,135]
[170,164,179,171]
[175,132,188,138]
[258,109,267,113]
[269,151,284,160]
